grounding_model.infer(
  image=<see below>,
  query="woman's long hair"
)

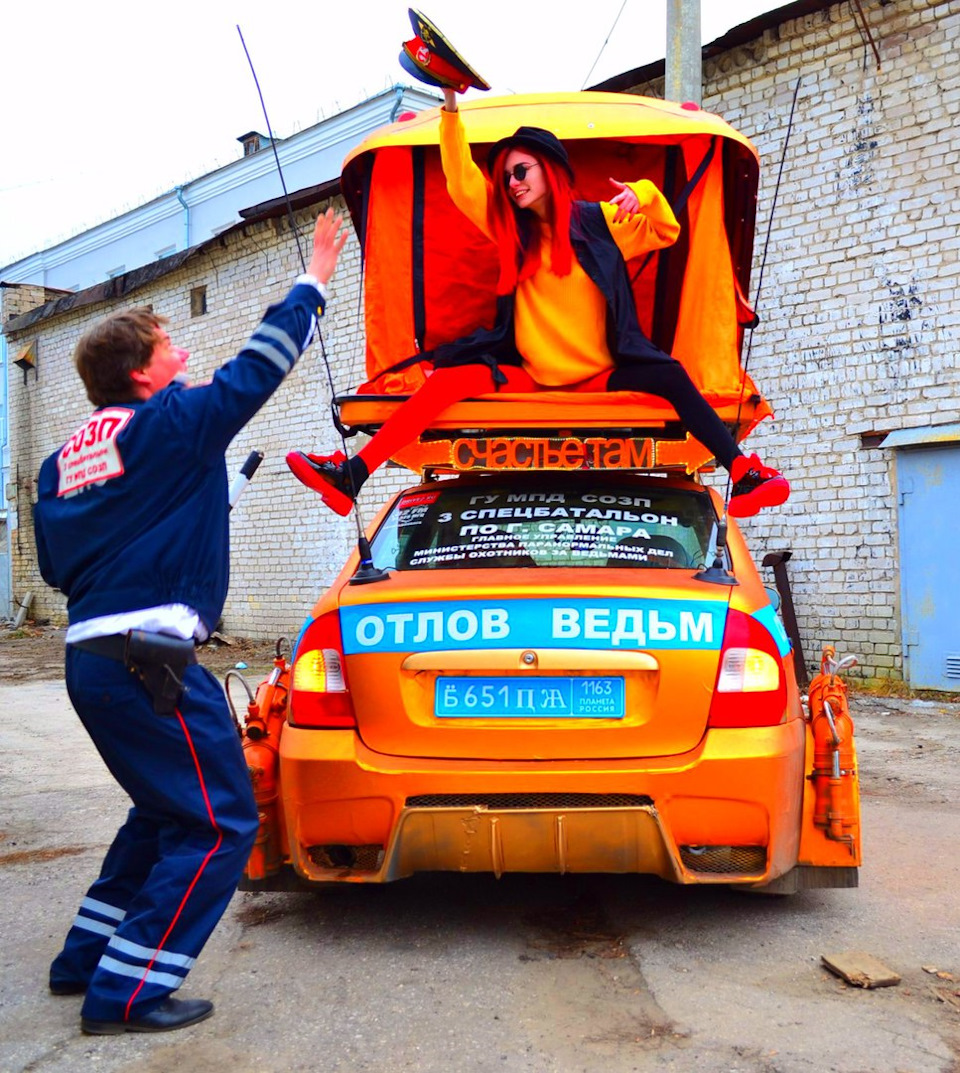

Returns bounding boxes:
[487,149,575,295]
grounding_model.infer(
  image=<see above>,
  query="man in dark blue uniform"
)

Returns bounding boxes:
[33,209,347,1035]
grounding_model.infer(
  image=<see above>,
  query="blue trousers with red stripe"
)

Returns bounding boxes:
[53,647,258,1022]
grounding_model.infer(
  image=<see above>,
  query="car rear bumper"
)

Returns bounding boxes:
[276,720,805,886]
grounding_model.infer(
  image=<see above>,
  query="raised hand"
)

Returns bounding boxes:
[308,208,349,284]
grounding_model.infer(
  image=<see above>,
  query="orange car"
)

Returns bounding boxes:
[243,464,859,893]
[239,93,860,893]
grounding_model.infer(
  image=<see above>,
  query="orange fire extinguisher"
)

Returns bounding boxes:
[807,647,858,853]
[226,639,290,881]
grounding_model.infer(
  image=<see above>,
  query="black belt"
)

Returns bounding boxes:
[69,632,198,665]
[69,632,198,714]
[69,634,130,661]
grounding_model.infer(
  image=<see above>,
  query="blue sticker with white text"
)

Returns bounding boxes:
[340,598,727,654]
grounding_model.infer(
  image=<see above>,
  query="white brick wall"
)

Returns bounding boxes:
[6,0,958,680]
[4,198,414,640]
[647,0,959,681]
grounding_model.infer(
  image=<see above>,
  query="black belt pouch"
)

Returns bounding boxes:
[125,631,198,715]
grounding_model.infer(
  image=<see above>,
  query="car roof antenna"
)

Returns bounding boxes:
[238,25,388,587]
[350,533,390,585]
[719,72,802,525]
[694,516,738,586]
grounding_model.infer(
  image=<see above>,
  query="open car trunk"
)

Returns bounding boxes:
[339,92,767,443]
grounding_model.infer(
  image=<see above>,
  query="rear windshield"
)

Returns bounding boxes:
[369,479,718,572]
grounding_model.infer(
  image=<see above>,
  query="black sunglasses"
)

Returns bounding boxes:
[503,161,540,186]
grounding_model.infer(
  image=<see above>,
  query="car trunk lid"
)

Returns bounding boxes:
[338,571,731,761]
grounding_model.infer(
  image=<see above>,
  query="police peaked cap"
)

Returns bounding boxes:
[486,127,575,183]
[400,8,490,93]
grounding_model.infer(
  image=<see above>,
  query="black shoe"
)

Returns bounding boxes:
[286,451,356,515]
[50,979,87,996]
[81,996,214,1035]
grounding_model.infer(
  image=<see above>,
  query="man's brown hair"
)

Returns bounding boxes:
[74,307,169,407]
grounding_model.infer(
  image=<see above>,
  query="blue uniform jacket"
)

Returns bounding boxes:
[33,282,323,632]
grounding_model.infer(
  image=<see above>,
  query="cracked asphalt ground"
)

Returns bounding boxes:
[2,633,959,1072]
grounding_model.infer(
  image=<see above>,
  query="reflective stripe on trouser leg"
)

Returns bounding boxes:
[64,650,258,1022]
[49,814,158,991]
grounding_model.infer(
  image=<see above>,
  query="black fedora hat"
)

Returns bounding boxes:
[486,127,575,183]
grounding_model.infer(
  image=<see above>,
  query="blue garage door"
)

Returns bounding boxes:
[897,444,960,691]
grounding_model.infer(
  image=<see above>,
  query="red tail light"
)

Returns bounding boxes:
[288,611,357,729]
[708,608,787,728]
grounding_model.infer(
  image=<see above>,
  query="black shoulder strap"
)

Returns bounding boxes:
[631,137,717,284]
[411,146,427,352]
[673,137,717,217]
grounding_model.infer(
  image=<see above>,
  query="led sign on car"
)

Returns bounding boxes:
[452,437,657,471]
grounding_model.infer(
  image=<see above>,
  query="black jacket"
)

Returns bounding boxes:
[427,202,674,383]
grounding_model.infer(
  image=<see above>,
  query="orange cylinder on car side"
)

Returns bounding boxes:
[243,655,291,881]
[805,649,859,858]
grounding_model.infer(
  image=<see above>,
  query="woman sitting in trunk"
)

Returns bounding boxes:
[287,88,788,519]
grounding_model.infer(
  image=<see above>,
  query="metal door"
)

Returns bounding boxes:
[897,445,960,690]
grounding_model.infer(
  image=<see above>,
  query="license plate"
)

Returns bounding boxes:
[435,676,625,719]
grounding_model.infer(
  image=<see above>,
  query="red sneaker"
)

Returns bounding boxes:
[728,453,790,517]
[285,450,355,516]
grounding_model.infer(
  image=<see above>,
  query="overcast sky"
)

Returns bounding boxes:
[1,0,781,269]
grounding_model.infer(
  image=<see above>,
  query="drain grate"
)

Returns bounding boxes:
[679,845,767,874]
[405,793,654,810]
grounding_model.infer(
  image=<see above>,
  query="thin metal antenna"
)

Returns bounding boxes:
[580,0,629,89]
[237,27,306,273]
[236,25,385,580]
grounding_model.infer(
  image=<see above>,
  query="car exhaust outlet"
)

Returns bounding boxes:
[808,647,858,854]
[680,845,767,875]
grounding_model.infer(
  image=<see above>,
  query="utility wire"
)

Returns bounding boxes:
[722,71,804,508]
[237,25,370,550]
[581,0,630,89]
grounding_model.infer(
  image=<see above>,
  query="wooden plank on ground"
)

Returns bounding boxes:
[821,951,901,988]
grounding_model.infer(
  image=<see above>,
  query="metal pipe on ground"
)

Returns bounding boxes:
[13,592,34,629]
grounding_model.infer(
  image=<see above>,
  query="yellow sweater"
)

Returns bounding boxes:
[439,108,680,386]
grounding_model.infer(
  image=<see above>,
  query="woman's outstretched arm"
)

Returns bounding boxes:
[438,88,494,237]
[602,179,680,259]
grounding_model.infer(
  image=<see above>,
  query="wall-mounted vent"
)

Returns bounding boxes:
[944,654,960,680]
